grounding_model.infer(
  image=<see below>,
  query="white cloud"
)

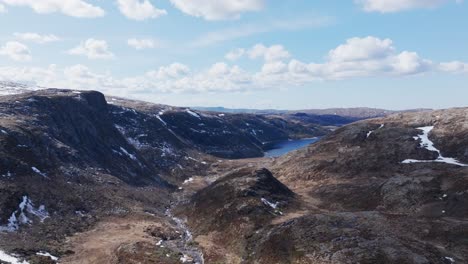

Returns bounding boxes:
[328,37,394,62]
[170,0,264,20]
[261,61,288,75]
[439,61,468,73]
[248,44,291,62]
[0,41,32,61]
[116,0,167,20]
[225,48,245,61]
[146,63,191,79]
[127,38,157,50]
[0,37,466,97]
[0,3,7,13]
[1,0,105,17]
[356,0,463,13]
[14,32,61,44]
[68,39,114,59]
[280,36,432,81]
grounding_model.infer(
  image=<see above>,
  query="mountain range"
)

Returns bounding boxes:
[0,87,466,264]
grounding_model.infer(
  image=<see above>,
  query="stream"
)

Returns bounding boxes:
[162,206,204,264]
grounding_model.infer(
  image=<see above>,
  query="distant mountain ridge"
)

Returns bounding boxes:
[194,106,431,118]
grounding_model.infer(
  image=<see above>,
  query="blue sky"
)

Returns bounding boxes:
[0,0,467,110]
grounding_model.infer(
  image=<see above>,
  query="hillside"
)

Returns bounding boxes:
[176,108,468,263]
[0,89,327,263]
[0,88,466,264]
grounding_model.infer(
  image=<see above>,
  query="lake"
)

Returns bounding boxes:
[264,138,320,158]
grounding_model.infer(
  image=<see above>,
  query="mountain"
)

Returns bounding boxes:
[0,87,465,264]
[175,108,468,263]
[194,106,432,127]
[0,88,327,263]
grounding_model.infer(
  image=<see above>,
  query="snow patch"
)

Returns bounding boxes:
[261,198,279,210]
[36,252,58,261]
[1,171,12,178]
[0,250,29,264]
[31,167,48,178]
[186,109,201,119]
[444,256,455,263]
[180,254,193,263]
[119,147,137,161]
[402,126,468,167]
[0,196,49,232]
[156,115,167,126]
[366,124,384,138]
[183,178,194,184]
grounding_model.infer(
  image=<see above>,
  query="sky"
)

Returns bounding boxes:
[0,0,467,110]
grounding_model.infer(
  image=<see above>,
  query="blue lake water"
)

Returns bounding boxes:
[264,138,320,158]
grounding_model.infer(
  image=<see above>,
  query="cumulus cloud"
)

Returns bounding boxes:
[127,38,157,50]
[226,44,291,62]
[328,37,394,62]
[439,61,468,73]
[117,0,167,20]
[248,44,291,62]
[0,41,32,61]
[146,63,191,79]
[0,37,466,97]
[225,48,245,61]
[280,36,432,81]
[14,32,61,44]
[356,0,463,13]
[169,0,264,20]
[68,39,114,59]
[1,0,105,18]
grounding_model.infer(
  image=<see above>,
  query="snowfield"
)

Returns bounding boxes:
[402,126,468,167]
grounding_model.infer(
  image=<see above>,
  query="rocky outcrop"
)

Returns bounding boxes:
[175,168,298,263]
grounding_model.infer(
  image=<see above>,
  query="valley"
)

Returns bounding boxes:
[0,89,466,264]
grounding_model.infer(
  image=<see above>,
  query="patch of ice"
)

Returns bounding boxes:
[36,252,58,261]
[186,109,201,119]
[402,126,468,167]
[0,250,29,264]
[31,167,47,178]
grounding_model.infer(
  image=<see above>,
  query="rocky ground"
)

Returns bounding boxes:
[0,88,467,264]
[173,108,468,264]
